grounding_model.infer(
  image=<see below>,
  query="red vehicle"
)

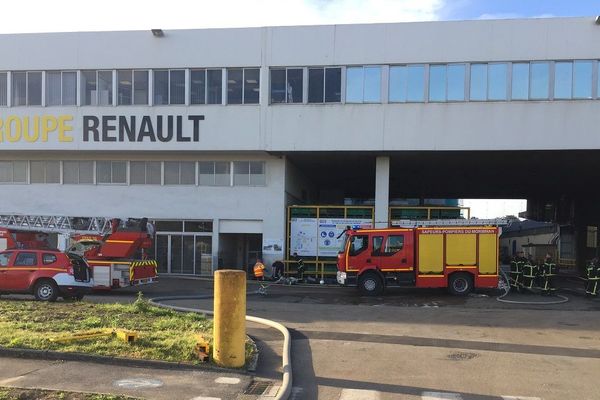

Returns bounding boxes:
[0,248,92,301]
[68,218,157,289]
[337,226,500,296]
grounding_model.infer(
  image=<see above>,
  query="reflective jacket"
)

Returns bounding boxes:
[253,263,265,278]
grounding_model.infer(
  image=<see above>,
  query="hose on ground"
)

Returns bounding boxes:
[496,269,569,305]
[149,295,292,400]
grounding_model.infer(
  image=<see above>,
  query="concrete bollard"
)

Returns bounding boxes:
[213,269,246,368]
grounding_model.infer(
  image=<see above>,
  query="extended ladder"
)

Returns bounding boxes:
[391,218,509,228]
[0,213,113,235]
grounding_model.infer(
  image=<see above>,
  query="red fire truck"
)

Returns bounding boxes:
[337,222,502,296]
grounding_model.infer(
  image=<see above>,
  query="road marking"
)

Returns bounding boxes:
[339,388,381,400]
[190,397,221,400]
[502,397,541,400]
[113,378,164,389]
[214,376,241,384]
[422,392,463,400]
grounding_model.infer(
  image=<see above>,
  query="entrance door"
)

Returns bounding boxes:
[155,234,212,275]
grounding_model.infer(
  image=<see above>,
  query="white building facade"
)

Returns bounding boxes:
[1,17,600,274]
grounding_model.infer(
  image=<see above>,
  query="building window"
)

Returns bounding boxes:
[346,66,381,103]
[117,70,149,105]
[428,64,465,102]
[511,63,529,100]
[153,70,169,105]
[428,65,446,102]
[12,71,42,106]
[130,161,161,184]
[271,68,303,103]
[170,70,185,105]
[63,161,94,184]
[529,62,550,100]
[0,161,27,183]
[207,69,222,104]
[233,161,266,186]
[389,65,425,103]
[81,70,112,106]
[573,60,592,99]
[190,69,206,105]
[153,69,186,105]
[227,68,259,104]
[46,71,77,106]
[0,72,7,106]
[308,67,342,103]
[554,61,572,100]
[488,63,508,101]
[96,161,126,184]
[469,64,487,101]
[30,161,60,184]
[164,161,196,185]
[199,161,231,186]
[117,70,132,105]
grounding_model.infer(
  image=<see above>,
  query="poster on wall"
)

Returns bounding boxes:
[290,218,318,257]
[317,219,372,257]
[262,239,284,255]
[289,217,372,257]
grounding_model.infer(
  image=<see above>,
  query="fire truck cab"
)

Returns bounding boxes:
[337,226,500,296]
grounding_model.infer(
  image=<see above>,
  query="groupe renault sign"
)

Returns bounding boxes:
[0,114,205,143]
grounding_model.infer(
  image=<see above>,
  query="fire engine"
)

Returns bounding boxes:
[337,219,505,296]
[0,214,158,291]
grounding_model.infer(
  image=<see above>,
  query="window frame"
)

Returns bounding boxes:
[163,161,196,185]
[0,161,28,184]
[30,161,61,184]
[14,251,38,267]
[0,71,7,107]
[345,65,382,104]
[270,67,304,104]
[62,161,94,185]
[95,161,127,185]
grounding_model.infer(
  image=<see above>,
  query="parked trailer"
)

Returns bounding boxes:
[337,226,499,296]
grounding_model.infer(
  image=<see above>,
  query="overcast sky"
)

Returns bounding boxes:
[1,0,598,34]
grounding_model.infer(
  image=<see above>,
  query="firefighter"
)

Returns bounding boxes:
[522,255,538,290]
[510,252,525,290]
[540,253,557,295]
[253,258,266,281]
[585,258,599,296]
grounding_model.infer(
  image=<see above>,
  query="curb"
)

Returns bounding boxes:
[149,295,292,400]
[0,346,244,374]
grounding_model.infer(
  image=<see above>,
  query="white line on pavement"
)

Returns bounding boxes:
[339,389,381,400]
[421,392,463,400]
[214,377,241,385]
[501,397,542,400]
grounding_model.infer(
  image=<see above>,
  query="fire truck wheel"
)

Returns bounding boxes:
[448,273,473,296]
[34,280,59,302]
[358,272,384,296]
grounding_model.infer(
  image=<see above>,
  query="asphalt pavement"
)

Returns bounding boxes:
[2,276,600,400]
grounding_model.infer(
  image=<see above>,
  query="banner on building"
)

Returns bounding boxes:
[290,218,372,257]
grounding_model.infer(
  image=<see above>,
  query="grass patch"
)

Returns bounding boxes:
[0,387,140,400]
[0,294,254,365]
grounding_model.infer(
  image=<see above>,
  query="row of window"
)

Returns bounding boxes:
[0,68,260,107]
[0,160,266,186]
[2,60,600,107]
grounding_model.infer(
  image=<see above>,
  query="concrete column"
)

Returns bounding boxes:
[212,218,220,274]
[375,156,390,228]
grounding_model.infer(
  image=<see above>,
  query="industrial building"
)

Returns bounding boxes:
[1,16,599,274]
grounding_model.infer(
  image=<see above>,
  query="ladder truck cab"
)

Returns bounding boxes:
[337,221,503,296]
[69,218,157,290]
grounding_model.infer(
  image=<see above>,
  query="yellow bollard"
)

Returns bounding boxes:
[213,269,246,368]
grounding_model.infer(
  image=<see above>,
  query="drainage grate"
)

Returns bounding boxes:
[244,380,273,395]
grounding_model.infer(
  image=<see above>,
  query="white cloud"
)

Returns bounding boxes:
[0,0,445,34]
[477,12,555,20]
